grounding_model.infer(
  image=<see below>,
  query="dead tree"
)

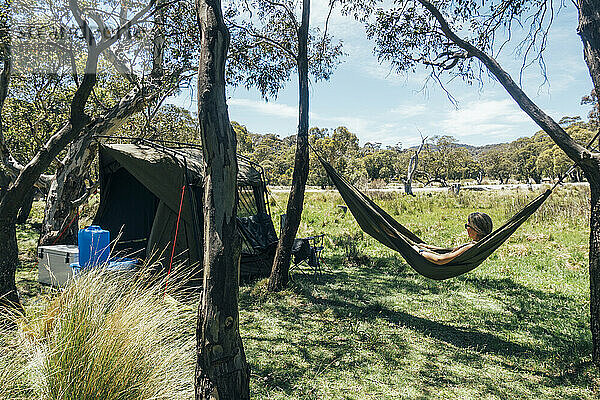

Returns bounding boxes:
[476,169,484,185]
[404,135,426,196]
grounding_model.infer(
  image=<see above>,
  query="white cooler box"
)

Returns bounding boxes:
[38,245,79,287]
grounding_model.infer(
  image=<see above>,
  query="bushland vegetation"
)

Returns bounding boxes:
[232,118,597,188]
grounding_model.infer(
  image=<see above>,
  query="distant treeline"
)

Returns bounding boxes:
[8,86,590,188]
[233,119,597,187]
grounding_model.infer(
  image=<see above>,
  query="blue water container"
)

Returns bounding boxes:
[107,257,137,271]
[78,226,110,268]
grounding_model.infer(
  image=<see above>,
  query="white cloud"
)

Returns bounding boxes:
[228,96,541,148]
[440,99,534,138]
[389,103,427,118]
[310,112,421,147]
[229,98,298,119]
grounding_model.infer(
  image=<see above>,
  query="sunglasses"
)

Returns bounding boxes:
[465,223,481,233]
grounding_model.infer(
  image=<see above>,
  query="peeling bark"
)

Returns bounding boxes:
[195,0,249,398]
[38,136,95,246]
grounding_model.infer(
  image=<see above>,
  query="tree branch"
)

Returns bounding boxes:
[67,46,80,87]
[229,21,297,60]
[89,12,139,85]
[416,0,590,167]
[69,0,98,49]
[263,0,298,31]
[317,0,336,63]
[96,0,157,53]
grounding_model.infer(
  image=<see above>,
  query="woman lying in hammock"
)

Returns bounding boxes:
[413,212,493,265]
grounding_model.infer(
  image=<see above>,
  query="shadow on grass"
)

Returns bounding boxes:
[240,249,595,397]
[311,292,531,355]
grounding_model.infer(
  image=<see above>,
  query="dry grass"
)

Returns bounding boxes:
[4,268,195,400]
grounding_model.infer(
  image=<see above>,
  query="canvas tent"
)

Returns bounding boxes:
[93,140,278,278]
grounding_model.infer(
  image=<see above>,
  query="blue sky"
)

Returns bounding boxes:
[172,1,593,148]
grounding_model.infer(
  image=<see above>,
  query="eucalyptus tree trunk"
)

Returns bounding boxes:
[194,0,249,398]
[587,171,600,363]
[0,4,19,311]
[578,0,600,363]
[38,137,94,246]
[0,220,18,310]
[16,188,35,225]
[268,0,310,292]
[404,161,416,195]
[476,170,483,185]
[578,0,600,99]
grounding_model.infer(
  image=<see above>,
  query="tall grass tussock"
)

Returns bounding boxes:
[3,267,195,400]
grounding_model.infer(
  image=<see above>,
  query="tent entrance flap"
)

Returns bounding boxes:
[93,161,159,258]
[318,157,552,280]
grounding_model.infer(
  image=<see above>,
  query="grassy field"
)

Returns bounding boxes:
[7,184,599,399]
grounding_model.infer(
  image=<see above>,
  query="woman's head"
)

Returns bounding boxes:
[466,212,493,241]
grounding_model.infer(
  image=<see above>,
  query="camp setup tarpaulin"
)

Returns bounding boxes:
[93,141,278,278]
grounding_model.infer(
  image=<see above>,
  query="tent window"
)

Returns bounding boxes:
[239,186,258,217]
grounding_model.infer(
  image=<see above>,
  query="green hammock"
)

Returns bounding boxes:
[320,158,552,280]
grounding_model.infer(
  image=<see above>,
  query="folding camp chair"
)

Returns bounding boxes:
[291,234,325,276]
